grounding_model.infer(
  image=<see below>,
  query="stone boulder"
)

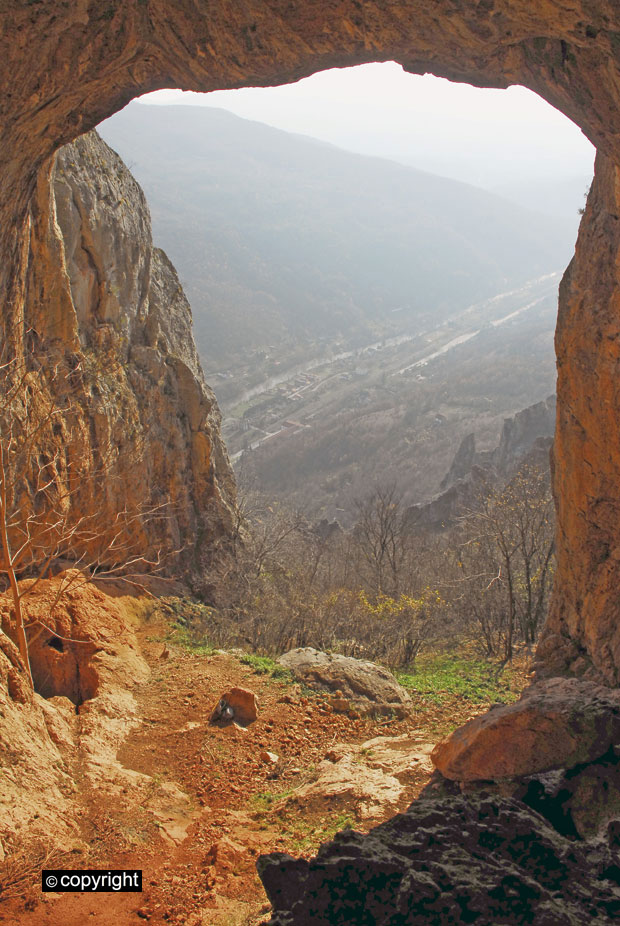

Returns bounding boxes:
[258,796,620,925]
[432,678,620,782]
[278,648,411,718]
[210,687,259,726]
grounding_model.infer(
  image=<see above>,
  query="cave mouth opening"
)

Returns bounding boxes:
[69,65,600,844]
[95,63,593,528]
[4,8,620,919]
[28,630,100,708]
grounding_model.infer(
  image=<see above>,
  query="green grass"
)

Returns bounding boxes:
[239,653,293,682]
[151,596,217,655]
[395,653,518,707]
[250,788,295,812]
[283,812,355,852]
[170,628,215,656]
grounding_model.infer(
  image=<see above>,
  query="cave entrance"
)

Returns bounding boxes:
[96,62,593,525]
[27,628,100,708]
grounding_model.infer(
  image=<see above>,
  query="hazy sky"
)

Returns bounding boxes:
[142,62,595,192]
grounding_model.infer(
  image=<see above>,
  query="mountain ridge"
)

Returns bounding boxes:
[99,102,578,375]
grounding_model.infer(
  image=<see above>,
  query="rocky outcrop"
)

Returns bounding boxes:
[431,677,620,781]
[0,631,76,855]
[538,152,620,683]
[258,795,620,925]
[0,574,151,850]
[280,734,434,822]
[404,397,555,532]
[2,2,620,678]
[14,131,236,593]
[278,648,412,718]
[492,396,556,478]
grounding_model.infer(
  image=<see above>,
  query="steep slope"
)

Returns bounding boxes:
[17,130,236,593]
[99,103,577,370]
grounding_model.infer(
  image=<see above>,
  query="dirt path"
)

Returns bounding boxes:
[1,620,498,926]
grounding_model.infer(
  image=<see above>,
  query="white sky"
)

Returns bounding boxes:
[141,62,595,191]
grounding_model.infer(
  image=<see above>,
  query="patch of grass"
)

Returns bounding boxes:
[395,653,518,707]
[282,812,355,853]
[239,653,293,682]
[152,596,217,655]
[169,627,215,656]
[250,789,295,812]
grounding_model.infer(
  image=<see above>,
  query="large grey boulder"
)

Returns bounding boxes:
[278,648,412,718]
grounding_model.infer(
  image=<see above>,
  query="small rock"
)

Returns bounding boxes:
[210,687,259,726]
[260,750,279,764]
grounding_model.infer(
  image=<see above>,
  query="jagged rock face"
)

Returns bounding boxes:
[259,796,620,925]
[20,131,236,591]
[442,396,556,493]
[2,3,620,671]
[404,396,555,532]
[538,152,620,682]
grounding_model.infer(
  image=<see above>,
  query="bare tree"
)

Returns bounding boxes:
[353,484,408,596]
[455,464,555,661]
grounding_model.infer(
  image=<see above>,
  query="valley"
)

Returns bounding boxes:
[227,272,559,518]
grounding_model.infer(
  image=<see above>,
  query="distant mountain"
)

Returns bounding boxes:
[99,103,577,370]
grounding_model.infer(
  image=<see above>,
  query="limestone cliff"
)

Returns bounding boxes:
[404,397,555,533]
[18,130,236,593]
[1,0,620,684]
[538,152,620,683]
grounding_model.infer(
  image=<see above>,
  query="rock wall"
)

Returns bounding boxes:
[16,131,236,592]
[538,152,620,681]
[2,2,620,672]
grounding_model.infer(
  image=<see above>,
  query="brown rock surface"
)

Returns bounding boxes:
[279,648,412,717]
[211,686,259,726]
[0,630,76,848]
[0,574,151,848]
[431,677,620,782]
[4,130,236,593]
[563,752,620,839]
[538,150,620,683]
[2,2,620,675]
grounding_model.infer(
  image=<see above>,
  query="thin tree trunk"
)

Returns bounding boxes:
[0,441,33,686]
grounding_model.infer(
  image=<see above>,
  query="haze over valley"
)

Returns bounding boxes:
[100,96,584,514]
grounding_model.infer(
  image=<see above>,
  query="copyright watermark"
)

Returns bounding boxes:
[42,869,142,892]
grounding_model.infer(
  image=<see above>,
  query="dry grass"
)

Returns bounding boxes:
[0,839,66,907]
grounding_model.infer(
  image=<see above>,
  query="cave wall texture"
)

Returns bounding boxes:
[2,0,620,677]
